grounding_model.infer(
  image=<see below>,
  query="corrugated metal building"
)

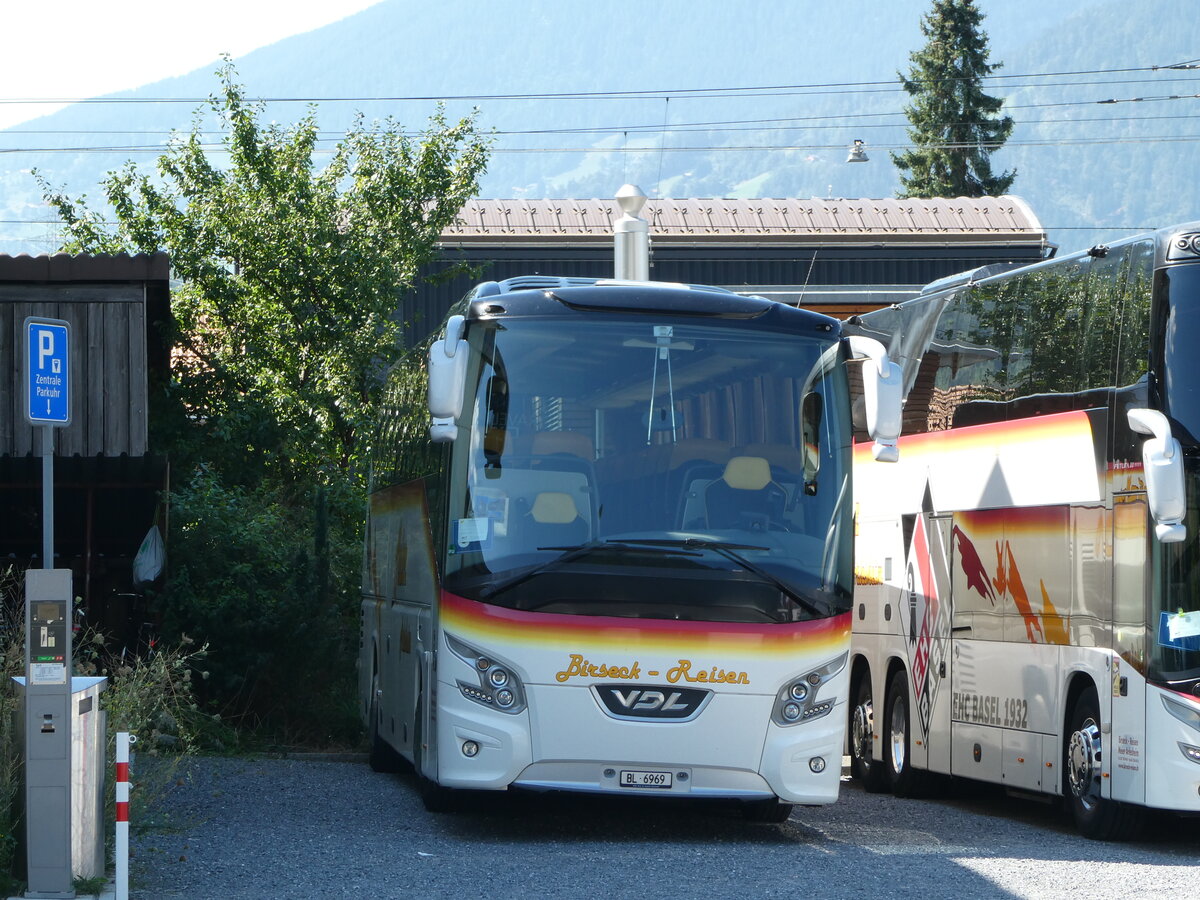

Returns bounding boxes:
[407,195,1048,344]
[0,252,171,642]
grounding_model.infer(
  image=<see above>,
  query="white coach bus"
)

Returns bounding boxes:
[359,276,899,820]
[845,220,1200,839]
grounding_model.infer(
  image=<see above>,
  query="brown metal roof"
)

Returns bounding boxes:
[441,196,1044,247]
[0,252,169,282]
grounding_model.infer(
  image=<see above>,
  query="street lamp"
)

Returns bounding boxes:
[846,139,869,163]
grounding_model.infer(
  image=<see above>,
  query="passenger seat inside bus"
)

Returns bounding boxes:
[530,430,595,460]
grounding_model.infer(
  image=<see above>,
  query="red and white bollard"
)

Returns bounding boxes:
[115,732,136,900]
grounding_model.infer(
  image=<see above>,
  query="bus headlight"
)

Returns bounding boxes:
[771,652,847,727]
[1162,694,1200,734]
[446,633,527,715]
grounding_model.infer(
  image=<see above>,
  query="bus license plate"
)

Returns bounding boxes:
[619,769,673,789]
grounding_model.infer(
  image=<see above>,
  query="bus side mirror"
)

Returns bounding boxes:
[1128,408,1187,543]
[848,336,902,463]
[428,315,468,442]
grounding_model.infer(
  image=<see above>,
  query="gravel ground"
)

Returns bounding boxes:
[129,756,1200,900]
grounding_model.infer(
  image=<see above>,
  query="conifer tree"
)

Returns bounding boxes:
[893,0,1015,198]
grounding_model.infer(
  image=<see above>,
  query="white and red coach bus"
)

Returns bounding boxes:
[845,221,1200,839]
[359,276,899,820]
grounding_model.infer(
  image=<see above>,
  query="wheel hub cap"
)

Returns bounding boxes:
[1068,718,1102,807]
[852,700,873,761]
[889,696,907,772]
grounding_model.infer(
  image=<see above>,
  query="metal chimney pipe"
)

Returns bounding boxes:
[613,184,650,281]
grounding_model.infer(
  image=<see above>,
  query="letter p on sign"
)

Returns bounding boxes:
[38,330,54,369]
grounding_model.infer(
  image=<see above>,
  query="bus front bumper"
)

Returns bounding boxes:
[434,685,843,804]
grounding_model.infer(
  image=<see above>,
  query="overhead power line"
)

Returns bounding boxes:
[2,95,1197,148]
[7,131,1200,158]
[0,64,1194,107]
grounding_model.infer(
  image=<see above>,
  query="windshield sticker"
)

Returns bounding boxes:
[452,517,492,554]
[471,490,509,536]
[1167,609,1200,641]
[1158,611,1200,650]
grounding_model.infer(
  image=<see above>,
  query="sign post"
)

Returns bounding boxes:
[24,317,71,569]
[22,317,74,898]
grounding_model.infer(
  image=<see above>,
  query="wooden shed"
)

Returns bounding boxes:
[405,195,1050,346]
[0,252,171,644]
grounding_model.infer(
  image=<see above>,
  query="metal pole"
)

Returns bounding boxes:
[613,184,650,281]
[115,732,134,900]
[42,424,53,568]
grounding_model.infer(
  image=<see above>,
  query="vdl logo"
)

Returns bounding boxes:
[592,684,713,721]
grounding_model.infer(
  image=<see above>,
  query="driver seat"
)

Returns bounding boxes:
[703,456,786,531]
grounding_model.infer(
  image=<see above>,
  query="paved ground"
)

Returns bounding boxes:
[119,755,1200,899]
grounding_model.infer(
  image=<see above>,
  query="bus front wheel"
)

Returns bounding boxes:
[1064,689,1143,840]
[742,797,794,823]
[413,701,459,813]
[850,676,888,792]
[368,670,402,774]
[883,670,931,797]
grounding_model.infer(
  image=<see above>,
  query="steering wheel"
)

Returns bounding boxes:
[740,513,792,534]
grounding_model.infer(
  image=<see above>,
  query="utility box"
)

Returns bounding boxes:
[14,676,108,881]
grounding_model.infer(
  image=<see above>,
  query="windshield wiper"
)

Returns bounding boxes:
[616,538,831,617]
[478,539,701,601]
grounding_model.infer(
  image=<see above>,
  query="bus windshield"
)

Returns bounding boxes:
[1149,264,1200,685]
[1159,264,1200,447]
[442,314,852,624]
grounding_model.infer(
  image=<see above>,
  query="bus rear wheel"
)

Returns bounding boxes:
[850,675,888,793]
[1064,689,1143,840]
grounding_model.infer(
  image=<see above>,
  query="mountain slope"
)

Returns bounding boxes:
[2,0,1193,255]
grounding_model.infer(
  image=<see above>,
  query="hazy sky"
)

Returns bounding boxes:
[0,0,383,130]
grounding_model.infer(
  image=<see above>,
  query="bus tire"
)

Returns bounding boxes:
[850,675,889,793]
[367,670,402,774]
[883,670,931,798]
[742,797,794,823]
[413,703,458,813]
[1064,689,1144,840]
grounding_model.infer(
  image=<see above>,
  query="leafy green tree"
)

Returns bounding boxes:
[37,60,490,741]
[39,58,489,488]
[893,0,1014,198]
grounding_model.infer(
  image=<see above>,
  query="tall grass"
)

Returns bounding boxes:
[0,567,26,894]
[0,564,219,890]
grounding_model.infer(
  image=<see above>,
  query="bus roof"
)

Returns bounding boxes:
[460,276,841,334]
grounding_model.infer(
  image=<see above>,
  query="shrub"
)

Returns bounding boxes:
[156,467,362,746]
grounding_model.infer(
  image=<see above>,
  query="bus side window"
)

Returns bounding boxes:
[928,286,1009,430]
[801,392,822,494]
[483,374,509,464]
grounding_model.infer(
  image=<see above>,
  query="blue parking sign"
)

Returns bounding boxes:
[25,318,71,426]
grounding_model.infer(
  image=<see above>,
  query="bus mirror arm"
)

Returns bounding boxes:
[848,336,902,463]
[1128,408,1187,543]
[429,416,457,442]
[427,315,469,442]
